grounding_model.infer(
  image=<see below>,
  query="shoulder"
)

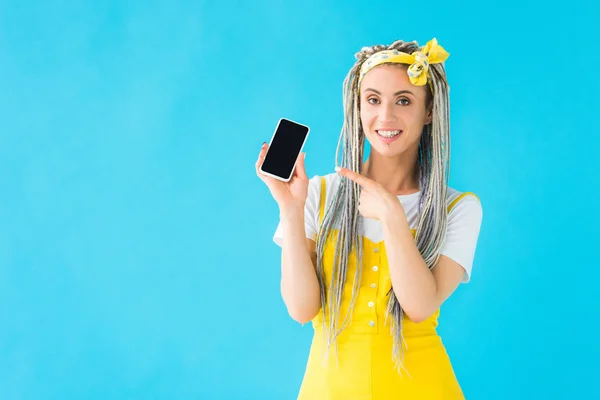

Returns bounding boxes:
[307,172,340,196]
[313,172,340,185]
[439,187,483,282]
[446,187,482,213]
[445,187,483,228]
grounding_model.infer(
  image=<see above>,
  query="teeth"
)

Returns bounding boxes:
[377,130,401,138]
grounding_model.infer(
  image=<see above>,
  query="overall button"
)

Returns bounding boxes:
[368,321,375,327]
[370,283,377,288]
[373,248,379,253]
[372,266,379,272]
[368,301,374,307]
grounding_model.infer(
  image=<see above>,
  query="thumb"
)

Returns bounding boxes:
[295,152,308,179]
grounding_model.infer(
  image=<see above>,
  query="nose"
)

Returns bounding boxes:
[379,102,397,123]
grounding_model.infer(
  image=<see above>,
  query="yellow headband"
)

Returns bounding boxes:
[358,38,449,87]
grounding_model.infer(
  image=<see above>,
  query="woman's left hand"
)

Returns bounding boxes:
[335,167,406,222]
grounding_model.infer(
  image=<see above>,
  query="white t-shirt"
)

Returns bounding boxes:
[273,173,483,283]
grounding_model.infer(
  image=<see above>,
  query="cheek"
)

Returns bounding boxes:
[360,108,376,131]
[359,111,367,131]
[406,108,428,128]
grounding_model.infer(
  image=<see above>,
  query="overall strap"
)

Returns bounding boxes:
[319,176,327,225]
[447,192,479,213]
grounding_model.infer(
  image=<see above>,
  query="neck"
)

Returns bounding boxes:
[362,150,420,196]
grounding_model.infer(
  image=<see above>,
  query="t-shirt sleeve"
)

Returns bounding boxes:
[439,194,483,283]
[272,175,322,247]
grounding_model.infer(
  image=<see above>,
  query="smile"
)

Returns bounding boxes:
[376,129,403,144]
[376,130,402,138]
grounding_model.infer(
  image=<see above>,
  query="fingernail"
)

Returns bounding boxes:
[303,153,307,159]
[335,166,341,172]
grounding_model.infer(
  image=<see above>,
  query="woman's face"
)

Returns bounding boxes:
[359,64,432,158]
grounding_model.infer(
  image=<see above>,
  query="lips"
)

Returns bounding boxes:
[374,129,402,145]
[376,129,402,138]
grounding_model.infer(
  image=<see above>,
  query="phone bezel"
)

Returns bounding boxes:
[259,118,310,182]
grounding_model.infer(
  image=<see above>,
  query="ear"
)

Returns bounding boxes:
[424,106,433,125]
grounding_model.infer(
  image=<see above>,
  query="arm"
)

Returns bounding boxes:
[334,167,480,324]
[256,143,320,325]
[381,211,465,323]
[279,205,321,324]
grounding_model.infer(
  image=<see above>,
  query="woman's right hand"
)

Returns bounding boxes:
[256,143,309,211]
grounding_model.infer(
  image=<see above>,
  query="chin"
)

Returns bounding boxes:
[367,134,405,157]
[373,146,405,158]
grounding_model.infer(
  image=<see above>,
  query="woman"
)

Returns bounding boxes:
[256,38,483,399]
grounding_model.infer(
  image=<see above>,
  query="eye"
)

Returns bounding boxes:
[397,97,410,106]
[367,97,380,105]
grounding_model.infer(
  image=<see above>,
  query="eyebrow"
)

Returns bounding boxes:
[363,88,415,96]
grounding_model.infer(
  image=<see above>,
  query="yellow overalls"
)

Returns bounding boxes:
[297,177,475,399]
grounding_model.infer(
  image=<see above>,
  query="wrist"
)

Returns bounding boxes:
[381,211,414,244]
[279,202,305,219]
[380,200,407,225]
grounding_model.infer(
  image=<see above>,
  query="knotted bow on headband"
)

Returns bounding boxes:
[358,38,449,87]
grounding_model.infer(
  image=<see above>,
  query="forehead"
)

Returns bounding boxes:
[360,64,422,94]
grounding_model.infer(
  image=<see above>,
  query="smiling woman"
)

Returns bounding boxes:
[257,38,483,399]
[361,70,432,150]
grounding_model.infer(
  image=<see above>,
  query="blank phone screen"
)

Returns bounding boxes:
[261,119,309,179]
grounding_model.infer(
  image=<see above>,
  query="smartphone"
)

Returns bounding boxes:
[260,118,310,182]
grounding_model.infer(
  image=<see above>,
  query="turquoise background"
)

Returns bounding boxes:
[1,0,598,398]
